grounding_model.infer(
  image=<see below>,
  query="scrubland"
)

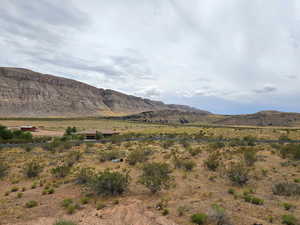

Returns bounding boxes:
[0,120,300,225]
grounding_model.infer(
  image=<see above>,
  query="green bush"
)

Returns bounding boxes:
[0,125,33,143]
[23,161,43,178]
[243,195,264,205]
[204,153,220,171]
[61,198,73,208]
[282,214,298,225]
[191,213,208,225]
[53,220,77,225]
[0,161,8,179]
[226,162,250,186]
[139,162,173,194]
[87,169,130,196]
[283,203,295,211]
[25,200,38,208]
[80,197,90,205]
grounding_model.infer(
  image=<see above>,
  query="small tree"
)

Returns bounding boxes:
[139,162,173,194]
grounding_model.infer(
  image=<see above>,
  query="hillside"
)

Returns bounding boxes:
[0,67,205,117]
[116,109,212,124]
[214,110,300,127]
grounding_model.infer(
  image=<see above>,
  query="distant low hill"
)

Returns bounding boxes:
[0,67,207,117]
[115,109,212,124]
[213,111,300,127]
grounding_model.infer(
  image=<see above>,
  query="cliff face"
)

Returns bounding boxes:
[0,67,204,117]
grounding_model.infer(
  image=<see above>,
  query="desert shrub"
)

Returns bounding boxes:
[282,215,298,225]
[180,139,191,149]
[209,204,231,225]
[43,139,63,152]
[272,182,300,196]
[65,151,81,167]
[161,140,175,149]
[0,161,8,179]
[173,158,196,171]
[87,169,130,196]
[23,161,43,178]
[51,164,71,178]
[226,162,250,186]
[243,150,257,166]
[283,203,295,211]
[25,200,38,208]
[66,204,79,214]
[80,197,90,205]
[61,198,72,207]
[139,162,173,194]
[210,142,225,150]
[204,153,220,171]
[243,195,264,205]
[22,145,33,152]
[127,149,149,165]
[242,136,256,146]
[177,206,189,216]
[98,150,124,162]
[228,188,235,195]
[162,208,169,216]
[74,167,94,184]
[279,135,291,141]
[53,220,77,225]
[280,144,300,160]
[96,202,106,210]
[188,147,202,156]
[191,213,208,225]
[228,138,247,147]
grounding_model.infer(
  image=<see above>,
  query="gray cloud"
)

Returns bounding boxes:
[254,85,277,94]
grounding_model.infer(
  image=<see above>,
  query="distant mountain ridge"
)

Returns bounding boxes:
[0,67,208,117]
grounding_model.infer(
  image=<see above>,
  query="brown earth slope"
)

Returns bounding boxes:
[0,67,205,117]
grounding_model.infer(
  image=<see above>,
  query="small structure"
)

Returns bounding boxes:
[78,130,120,140]
[20,126,37,132]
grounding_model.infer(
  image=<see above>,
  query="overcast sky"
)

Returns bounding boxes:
[1,0,300,114]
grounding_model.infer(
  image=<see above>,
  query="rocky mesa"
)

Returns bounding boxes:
[0,67,207,117]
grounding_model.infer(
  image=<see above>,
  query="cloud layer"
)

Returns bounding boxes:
[1,0,300,114]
